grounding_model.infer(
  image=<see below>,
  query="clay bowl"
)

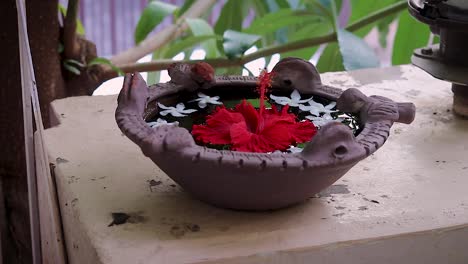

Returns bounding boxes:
[116,58,415,210]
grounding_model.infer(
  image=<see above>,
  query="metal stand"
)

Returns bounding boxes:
[409,0,468,117]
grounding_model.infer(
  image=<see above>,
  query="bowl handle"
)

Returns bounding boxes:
[337,88,416,124]
[300,122,365,163]
[116,73,196,158]
[300,88,416,162]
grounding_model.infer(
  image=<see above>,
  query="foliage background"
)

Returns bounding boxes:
[70,0,436,85]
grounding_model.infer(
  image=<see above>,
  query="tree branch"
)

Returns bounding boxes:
[242,1,407,63]
[110,0,217,65]
[118,58,241,72]
[346,1,407,32]
[63,0,79,60]
[113,1,407,75]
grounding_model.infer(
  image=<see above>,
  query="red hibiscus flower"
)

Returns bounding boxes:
[191,69,317,153]
[192,101,316,153]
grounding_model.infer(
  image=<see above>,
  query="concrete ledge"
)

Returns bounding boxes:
[43,65,468,263]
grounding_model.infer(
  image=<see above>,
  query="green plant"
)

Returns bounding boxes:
[108,0,435,82]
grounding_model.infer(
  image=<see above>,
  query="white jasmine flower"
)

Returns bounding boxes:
[157,103,197,117]
[147,118,179,128]
[288,146,304,153]
[189,92,223,108]
[299,100,337,116]
[306,113,344,127]
[270,90,312,107]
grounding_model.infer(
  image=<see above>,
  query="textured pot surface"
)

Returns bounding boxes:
[115,58,415,210]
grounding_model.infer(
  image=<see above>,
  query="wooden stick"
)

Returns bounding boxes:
[16,1,40,262]
[110,0,216,65]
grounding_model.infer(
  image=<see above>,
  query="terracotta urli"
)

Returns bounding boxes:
[116,57,415,210]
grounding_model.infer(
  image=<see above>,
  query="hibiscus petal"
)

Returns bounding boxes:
[257,123,298,152]
[192,107,244,145]
[230,122,254,151]
[231,123,287,153]
[192,99,318,153]
[288,121,317,143]
[235,100,260,133]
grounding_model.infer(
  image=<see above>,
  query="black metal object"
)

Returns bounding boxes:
[409,0,468,117]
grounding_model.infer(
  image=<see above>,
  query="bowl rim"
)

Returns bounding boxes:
[136,75,394,170]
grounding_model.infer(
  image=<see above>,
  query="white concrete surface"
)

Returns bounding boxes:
[43,65,468,263]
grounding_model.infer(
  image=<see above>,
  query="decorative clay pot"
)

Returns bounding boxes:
[116,58,415,210]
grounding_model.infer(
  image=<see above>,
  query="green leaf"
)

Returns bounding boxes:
[58,4,66,15]
[317,43,344,72]
[215,68,228,75]
[276,0,291,8]
[246,98,272,108]
[165,35,221,59]
[243,9,321,35]
[226,67,243,75]
[392,11,431,65]
[88,57,124,76]
[63,61,81,75]
[175,0,195,18]
[377,15,397,48]
[134,1,177,44]
[76,21,85,35]
[265,0,291,11]
[300,0,333,23]
[310,0,341,20]
[146,70,160,85]
[186,18,220,58]
[214,0,243,35]
[349,0,401,38]
[147,45,172,85]
[336,29,380,70]
[64,59,85,67]
[250,0,277,51]
[282,19,332,59]
[243,66,256,76]
[350,0,400,23]
[214,0,244,53]
[251,0,269,16]
[287,0,302,9]
[223,30,261,59]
